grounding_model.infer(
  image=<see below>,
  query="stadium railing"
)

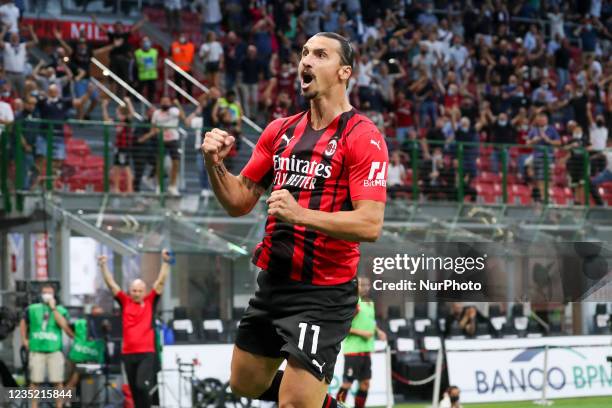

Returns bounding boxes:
[399,138,596,207]
[0,118,203,212]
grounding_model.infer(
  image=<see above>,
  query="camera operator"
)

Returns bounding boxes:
[98,249,172,408]
[19,284,74,408]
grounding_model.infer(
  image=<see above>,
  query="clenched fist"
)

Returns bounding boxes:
[267,189,305,225]
[201,128,236,165]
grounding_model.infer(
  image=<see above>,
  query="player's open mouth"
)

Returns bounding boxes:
[301,73,315,89]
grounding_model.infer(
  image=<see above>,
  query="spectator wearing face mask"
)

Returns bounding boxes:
[0,24,38,97]
[134,36,159,101]
[487,112,516,172]
[587,104,609,175]
[170,34,195,100]
[148,96,185,195]
[19,284,74,408]
[440,385,462,408]
[32,62,72,96]
[527,112,561,199]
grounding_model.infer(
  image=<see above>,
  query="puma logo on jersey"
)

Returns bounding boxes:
[370,139,382,150]
[312,359,326,373]
[281,134,293,145]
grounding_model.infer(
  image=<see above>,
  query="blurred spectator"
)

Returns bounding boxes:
[0,24,37,97]
[591,139,612,206]
[445,303,489,337]
[13,95,37,189]
[165,0,181,35]
[150,96,185,195]
[170,34,195,99]
[453,116,478,179]
[186,93,211,196]
[527,113,561,199]
[197,0,222,36]
[199,31,223,89]
[134,36,159,101]
[133,107,157,193]
[101,97,136,193]
[239,45,266,118]
[33,83,94,189]
[33,61,72,95]
[487,112,516,172]
[213,89,242,140]
[300,0,324,37]
[393,90,416,147]
[54,28,98,119]
[0,0,19,34]
[563,121,587,204]
[587,104,609,175]
[387,150,408,199]
[222,31,245,92]
[92,17,146,97]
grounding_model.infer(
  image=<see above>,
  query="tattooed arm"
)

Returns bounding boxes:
[202,128,265,216]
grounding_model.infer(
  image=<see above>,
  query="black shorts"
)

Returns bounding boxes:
[114,147,132,166]
[342,354,372,382]
[206,61,220,73]
[164,140,180,160]
[235,269,358,383]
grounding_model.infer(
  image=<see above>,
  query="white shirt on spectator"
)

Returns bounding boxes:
[547,12,564,39]
[190,116,204,149]
[0,100,14,134]
[387,163,406,186]
[166,0,181,10]
[357,60,373,87]
[0,3,19,33]
[524,31,537,52]
[152,107,180,142]
[199,41,223,63]
[591,0,602,18]
[3,42,26,73]
[200,0,222,24]
[449,44,469,68]
[589,125,608,151]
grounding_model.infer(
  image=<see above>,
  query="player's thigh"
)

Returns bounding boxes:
[230,345,283,396]
[279,356,328,408]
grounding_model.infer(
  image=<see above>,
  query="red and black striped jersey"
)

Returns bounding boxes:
[241,109,388,285]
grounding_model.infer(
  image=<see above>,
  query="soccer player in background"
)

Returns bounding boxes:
[336,277,387,408]
[202,32,388,408]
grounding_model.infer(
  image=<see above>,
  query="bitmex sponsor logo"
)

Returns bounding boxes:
[365,162,387,187]
[474,347,611,395]
[272,154,332,190]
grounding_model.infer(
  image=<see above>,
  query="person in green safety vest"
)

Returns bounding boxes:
[134,36,158,101]
[64,306,105,395]
[19,283,74,408]
[336,277,387,408]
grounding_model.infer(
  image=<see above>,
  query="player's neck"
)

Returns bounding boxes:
[308,94,352,130]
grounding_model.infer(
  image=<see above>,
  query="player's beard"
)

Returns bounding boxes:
[301,88,318,100]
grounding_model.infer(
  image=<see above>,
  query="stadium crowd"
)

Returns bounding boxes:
[0,0,611,203]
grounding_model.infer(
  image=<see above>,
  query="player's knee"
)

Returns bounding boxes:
[229,375,266,399]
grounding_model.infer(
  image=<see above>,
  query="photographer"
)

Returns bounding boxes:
[19,284,74,408]
[98,249,172,408]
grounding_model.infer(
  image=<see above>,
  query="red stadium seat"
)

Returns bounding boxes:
[476,157,491,172]
[475,182,499,204]
[549,186,573,205]
[476,172,502,184]
[66,139,91,157]
[508,184,533,205]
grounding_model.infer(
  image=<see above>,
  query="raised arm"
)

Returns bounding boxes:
[100,97,111,122]
[173,98,186,123]
[124,96,136,118]
[0,26,6,48]
[91,15,108,35]
[53,27,73,55]
[152,249,172,294]
[202,128,265,216]
[130,16,148,34]
[26,24,39,48]
[97,255,121,296]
